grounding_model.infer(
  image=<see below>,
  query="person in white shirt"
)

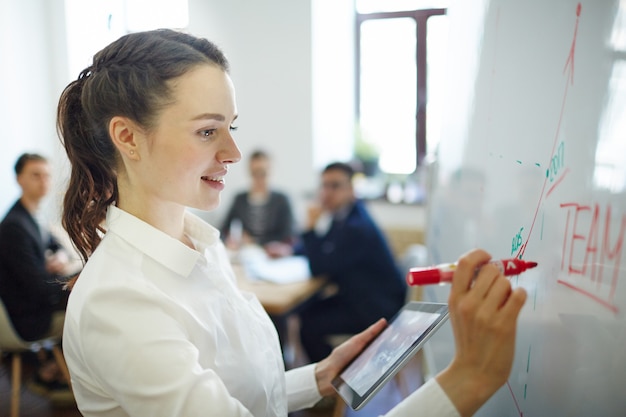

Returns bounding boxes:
[56,29,527,417]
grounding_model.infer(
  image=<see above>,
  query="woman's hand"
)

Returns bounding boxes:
[314,318,387,396]
[436,249,527,417]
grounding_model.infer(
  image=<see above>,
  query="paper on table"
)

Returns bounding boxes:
[244,255,311,284]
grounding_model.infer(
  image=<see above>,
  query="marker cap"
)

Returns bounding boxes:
[406,268,442,286]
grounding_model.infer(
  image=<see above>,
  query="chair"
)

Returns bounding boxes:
[0,300,71,417]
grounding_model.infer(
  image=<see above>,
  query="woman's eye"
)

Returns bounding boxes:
[229,125,238,132]
[199,129,216,141]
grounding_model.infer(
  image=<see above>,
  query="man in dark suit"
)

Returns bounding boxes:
[0,153,74,399]
[0,153,72,341]
[297,162,407,362]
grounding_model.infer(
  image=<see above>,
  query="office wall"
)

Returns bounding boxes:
[185,0,317,227]
[0,0,68,223]
[0,0,317,227]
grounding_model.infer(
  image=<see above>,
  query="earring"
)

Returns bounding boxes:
[129,150,135,155]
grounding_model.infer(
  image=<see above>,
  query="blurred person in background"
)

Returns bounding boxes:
[0,153,75,401]
[296,162,407,362]
[221,149,296,258]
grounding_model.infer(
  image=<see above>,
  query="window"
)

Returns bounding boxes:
[593,2,626,193]
[354,4,449,203]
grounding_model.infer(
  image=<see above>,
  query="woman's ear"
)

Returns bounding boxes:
[109,116,140,160]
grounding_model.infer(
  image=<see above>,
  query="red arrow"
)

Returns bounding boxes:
[563,3,581,85]
[518,2,582,261]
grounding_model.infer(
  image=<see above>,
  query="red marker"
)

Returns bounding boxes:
[406,258,538,286]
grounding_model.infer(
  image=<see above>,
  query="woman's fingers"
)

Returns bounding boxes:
[450,249,492,296]
[500,287,528,320]
[334,318,387,363]
[450,250,528,346]
[470,263,502,300]
[315,318,387,396]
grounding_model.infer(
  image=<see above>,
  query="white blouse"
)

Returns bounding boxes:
[63,206,319,417]
[63,206,459,417]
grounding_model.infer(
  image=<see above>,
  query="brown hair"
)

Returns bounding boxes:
[57,29,229,265]
[323,161,355,180]
[14,153,47,175]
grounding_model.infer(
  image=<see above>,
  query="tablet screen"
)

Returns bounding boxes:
[332,302,449,410]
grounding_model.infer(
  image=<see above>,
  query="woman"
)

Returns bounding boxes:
[220,149,296,258]
[58,29,526,417]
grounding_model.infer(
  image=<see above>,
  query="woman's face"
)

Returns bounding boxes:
[133,64,241,213]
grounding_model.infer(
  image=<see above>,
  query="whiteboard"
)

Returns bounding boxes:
[423,0,626,416]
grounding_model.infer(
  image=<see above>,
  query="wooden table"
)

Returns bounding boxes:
[233,264,327,316]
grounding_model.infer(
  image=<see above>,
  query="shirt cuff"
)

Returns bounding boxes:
[384,378,460,417]
[286,364,322,412]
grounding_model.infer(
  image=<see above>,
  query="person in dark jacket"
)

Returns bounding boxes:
[0,153,75,399]
[297,162,407,362]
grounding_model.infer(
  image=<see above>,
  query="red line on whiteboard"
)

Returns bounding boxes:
[563,3,581,84]
[506,381,523,416]
[557,279,619,313]
[545,167,570,198]
[518,3,581,260]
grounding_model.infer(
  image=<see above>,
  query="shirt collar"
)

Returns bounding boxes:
[105,205,220,277]
[333,202,354,222]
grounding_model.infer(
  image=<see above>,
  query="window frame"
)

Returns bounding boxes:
[355,8,447,169]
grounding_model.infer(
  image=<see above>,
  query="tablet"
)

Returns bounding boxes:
[332,301,449,410]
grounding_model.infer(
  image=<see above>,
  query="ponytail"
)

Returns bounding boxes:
[57,68,118,264]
